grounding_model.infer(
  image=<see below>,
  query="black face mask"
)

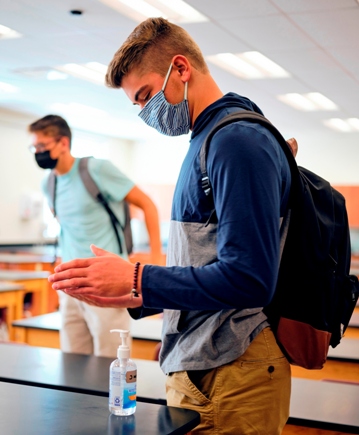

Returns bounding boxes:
[35,150,58,169]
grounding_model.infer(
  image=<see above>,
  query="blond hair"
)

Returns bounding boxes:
[105,17,208,88]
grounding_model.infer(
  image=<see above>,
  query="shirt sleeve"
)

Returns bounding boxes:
[88,158,135,202]
[141,122,289,312]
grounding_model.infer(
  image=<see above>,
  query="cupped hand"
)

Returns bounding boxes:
[48,245,137,300]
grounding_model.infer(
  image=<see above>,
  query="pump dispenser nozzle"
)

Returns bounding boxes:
[110,329,130,359]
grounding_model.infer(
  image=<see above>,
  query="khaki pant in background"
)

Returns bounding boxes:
[166,327,291,435]
[58,291,131,358]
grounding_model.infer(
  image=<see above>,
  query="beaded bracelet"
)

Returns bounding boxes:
[131,261,141,298]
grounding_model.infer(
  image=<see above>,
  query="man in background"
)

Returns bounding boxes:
[29,114,162,357]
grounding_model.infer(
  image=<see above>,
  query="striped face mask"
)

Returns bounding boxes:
[138,64,190,136]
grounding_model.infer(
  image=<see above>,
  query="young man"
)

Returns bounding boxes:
[29,114,162,358]
[49,18,292,433]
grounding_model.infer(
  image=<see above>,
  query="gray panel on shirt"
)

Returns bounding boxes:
[160,220,269,374]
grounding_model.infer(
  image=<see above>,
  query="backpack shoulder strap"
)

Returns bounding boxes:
[78,156,125,254]
[46,170,57,217]
[199,110,298,199]
[78,156,101,200]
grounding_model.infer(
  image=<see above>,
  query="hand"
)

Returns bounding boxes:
[286,137,298,157]
[48,245,143,308]
[63,292,143,309]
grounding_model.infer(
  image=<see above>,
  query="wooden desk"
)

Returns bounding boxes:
[12,310,61,348]
[0,381,200,435]
[0,343,358,433]
[0,270,50,316]
[130,315,162,359]
[12,311,163,359]
[289,378,359,433]
[0,253,59,312]
[0,253,55,268]
[328,337,359,362]
[349,310,359,328]
[0,281,25,340]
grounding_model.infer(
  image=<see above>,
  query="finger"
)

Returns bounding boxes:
[286,137,298,157]
[52,277,91,291]
[49,267,88,283]
[90,244,118,258]
[54,258,93,273]
[65,292,142,309]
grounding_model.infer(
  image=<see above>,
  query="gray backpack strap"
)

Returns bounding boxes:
[78,157,101,200]
[46,170,57,217]
[78,156,125,254]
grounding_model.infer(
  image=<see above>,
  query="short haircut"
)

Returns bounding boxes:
[105,17,209,88]
[28,114,72,145]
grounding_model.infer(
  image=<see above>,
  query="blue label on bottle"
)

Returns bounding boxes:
[123,387,137,409]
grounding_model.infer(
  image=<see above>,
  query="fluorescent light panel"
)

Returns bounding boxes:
[0,81,20,93]
[206,52,290,79]
[99,0,208,23]
[324,118,359,132]
[277,92,338,111]
[46,70,68,81]
[0,24,22,39]
[55,62,108,85]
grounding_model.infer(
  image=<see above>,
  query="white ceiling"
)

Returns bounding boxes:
[1,0,359,148]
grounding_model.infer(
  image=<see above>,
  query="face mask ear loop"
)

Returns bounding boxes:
[162,63,173,91]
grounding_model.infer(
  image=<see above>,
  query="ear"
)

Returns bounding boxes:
[59,136,71,151]
[172,55,191,83]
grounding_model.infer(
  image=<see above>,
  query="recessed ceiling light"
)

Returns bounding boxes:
[99,0,208,23]
[55,62,108,85]
[277,92,338,111]
[206,52,290,79]
[0,24,22,39]
[46,71,69,81]
[0,81,20,93]
[50,102,108,119]
[324,118,359,132]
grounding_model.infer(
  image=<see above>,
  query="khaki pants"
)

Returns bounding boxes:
[58,292,131,358]
[166,327,291,435]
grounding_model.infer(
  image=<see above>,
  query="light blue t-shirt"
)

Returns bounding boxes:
[42,158,135,262]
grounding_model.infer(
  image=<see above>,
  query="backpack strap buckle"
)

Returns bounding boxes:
[201,172,211,196]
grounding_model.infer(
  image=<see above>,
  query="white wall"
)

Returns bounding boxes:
[283,129,359,186]
[0,109,45,244]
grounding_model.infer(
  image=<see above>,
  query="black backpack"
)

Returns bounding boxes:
[47,156,133,256]
[200,110,359,370]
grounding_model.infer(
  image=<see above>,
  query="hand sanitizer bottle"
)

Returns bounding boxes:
[109,329,137,416]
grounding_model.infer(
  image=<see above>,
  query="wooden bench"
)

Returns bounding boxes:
[0,343,358,433]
